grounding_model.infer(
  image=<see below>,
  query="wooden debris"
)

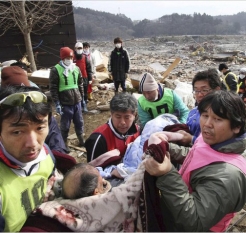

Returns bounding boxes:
[160,57,181,82]
[68,144,87,152]
[97,104,110,111]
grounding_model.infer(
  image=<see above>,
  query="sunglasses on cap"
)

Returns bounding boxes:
[0,91,47,108]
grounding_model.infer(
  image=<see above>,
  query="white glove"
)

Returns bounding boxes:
[89,81,92,85]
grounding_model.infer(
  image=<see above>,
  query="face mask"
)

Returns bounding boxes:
[115,43,121,49]
[76,49,83,55]
[64,59,73,66]
[83,49,89,54]
[239,74,245,79]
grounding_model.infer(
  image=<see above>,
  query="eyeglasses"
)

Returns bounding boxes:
[0,91,47,108]
[192,89,212,95]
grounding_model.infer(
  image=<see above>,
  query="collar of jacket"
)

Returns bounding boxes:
[0,146,49,169]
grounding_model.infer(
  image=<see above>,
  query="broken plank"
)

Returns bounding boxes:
[68,144,87,152]
[160,57,181,83]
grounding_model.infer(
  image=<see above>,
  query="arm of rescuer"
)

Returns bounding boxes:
[85,132,108,162]
[144,133,246,231]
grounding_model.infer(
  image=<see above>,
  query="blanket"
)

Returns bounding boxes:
[102,114,180,180]
[32,156,148,232]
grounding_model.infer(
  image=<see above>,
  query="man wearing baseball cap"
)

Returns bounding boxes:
[49,47,85,150]
[138,72,189,130]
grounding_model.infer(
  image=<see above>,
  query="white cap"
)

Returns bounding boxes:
[75,42,83,48]
[239,68,246,74]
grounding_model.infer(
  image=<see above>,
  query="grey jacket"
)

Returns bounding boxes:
[157,134,246,232]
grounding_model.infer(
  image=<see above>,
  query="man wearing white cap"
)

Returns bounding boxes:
[138,72,189,129]
[73,42,93,112]
[238,67,246,103]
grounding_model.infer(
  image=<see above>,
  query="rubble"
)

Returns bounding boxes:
[1,35,246,230]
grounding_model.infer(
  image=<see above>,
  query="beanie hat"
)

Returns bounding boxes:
[218,63,228,71]
[114,37,122,44]
[139,73,158,92]
[1,66,30,87]
[74,42,83,48]
[60,47,74,60]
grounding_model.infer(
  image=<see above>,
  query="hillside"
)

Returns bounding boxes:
[73,7,246,41]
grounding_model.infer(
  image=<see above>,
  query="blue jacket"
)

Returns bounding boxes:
[186,106,200,144]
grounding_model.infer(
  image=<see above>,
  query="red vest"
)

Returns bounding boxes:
[179,135,246,232]
[74,55,87,78]
[94,123,140,157]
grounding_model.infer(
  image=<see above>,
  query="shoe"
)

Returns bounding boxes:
[83,105,88,112]
[82,100,88,113]
[88,93,93,100]
[77,134,85,147]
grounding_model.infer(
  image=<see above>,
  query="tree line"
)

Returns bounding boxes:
[73,7,246,41]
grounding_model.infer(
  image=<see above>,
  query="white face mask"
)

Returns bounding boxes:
[115,43,121,49]
[83,49,89,54]
[64,59,73,66]
[239,74,245,79]
[76,49,83,55]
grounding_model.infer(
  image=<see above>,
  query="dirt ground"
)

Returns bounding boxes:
[69,89,114,136]
[51,89,115,163]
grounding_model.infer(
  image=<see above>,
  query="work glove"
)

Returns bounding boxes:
[55,101,63,115]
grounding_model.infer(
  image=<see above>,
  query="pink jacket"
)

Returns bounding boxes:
[179,135,246,232]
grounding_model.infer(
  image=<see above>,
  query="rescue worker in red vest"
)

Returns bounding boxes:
[0,86,57,232]
[238,67,246,103]
[144,90,246,232]
[73,42,93,112]
[85,92,140,165]
[218,63,239,93]
[49,47,85,149]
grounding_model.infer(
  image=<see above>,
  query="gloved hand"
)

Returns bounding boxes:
[89,81,92,85]
[55,101,63,115]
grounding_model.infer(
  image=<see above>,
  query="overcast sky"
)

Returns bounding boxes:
[72,1,246,21]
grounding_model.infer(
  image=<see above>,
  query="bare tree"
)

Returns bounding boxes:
[0,1,72,71]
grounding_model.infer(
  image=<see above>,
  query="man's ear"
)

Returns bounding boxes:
[93,188,99,195]
[233,126,241,135]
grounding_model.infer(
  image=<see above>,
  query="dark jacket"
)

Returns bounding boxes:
[49,63,84,105]
[108,47,130,82]
[45,116,68,154]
